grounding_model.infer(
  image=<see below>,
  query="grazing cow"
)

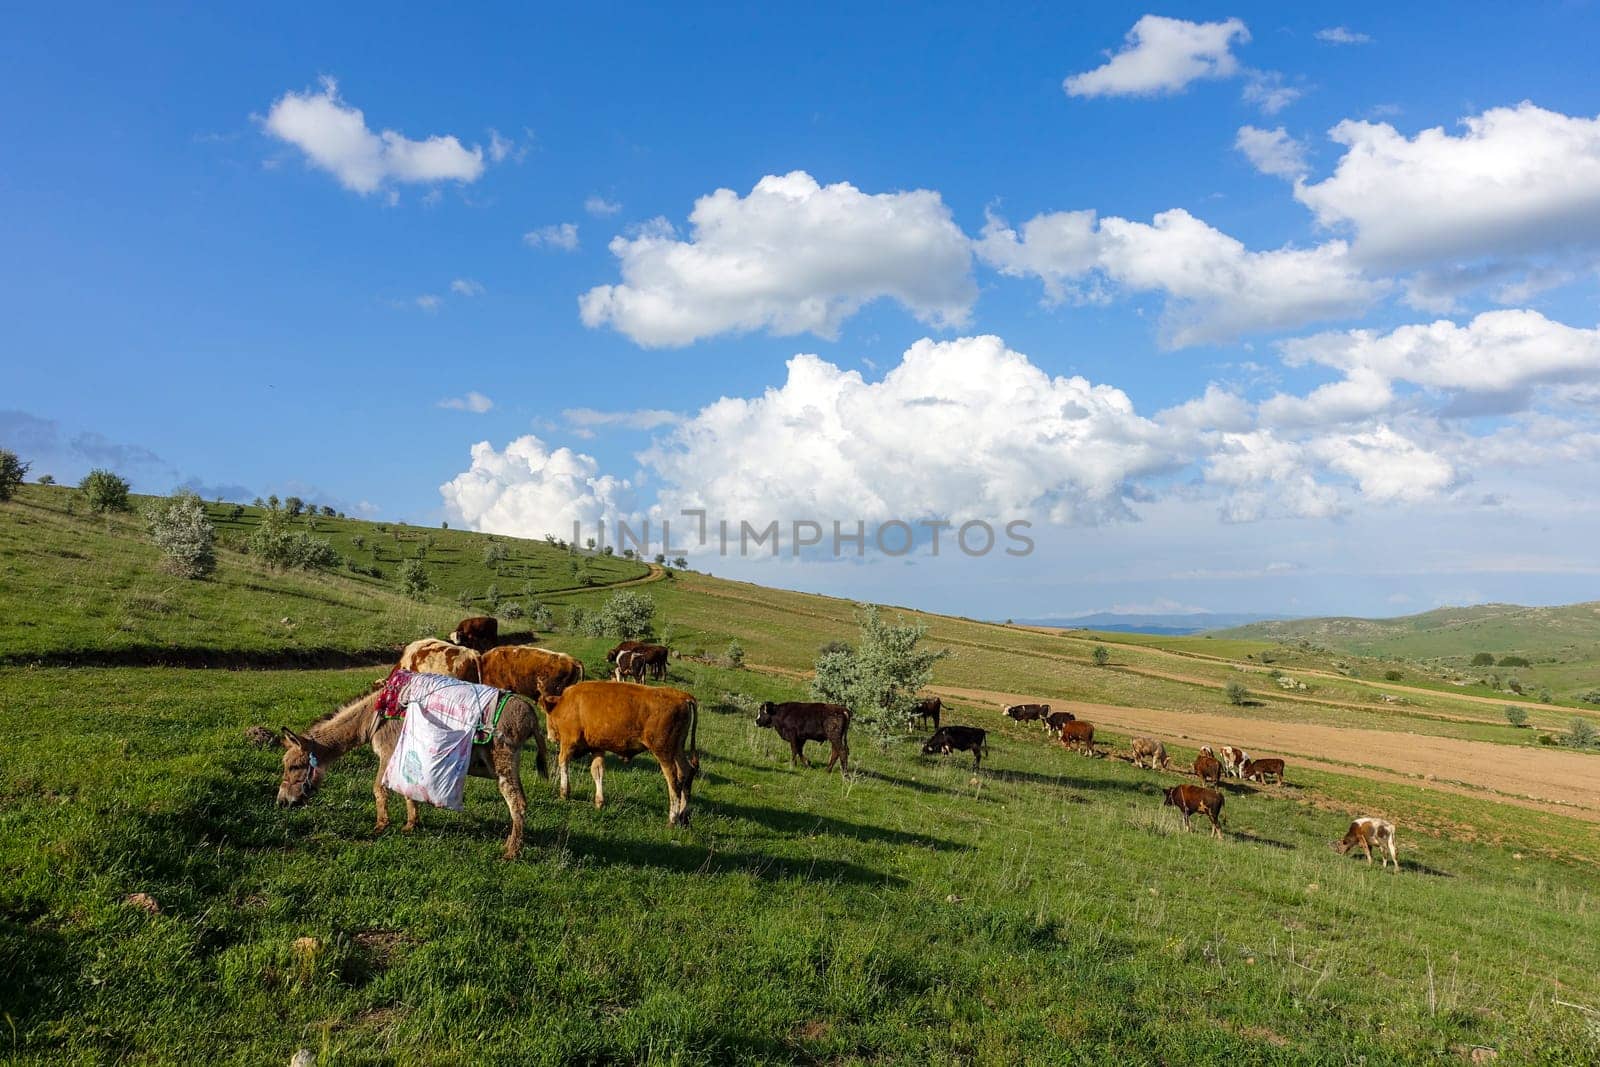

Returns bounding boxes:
[913,697,942,730]
[450,616,499,652]
[1042,710,1077,739]
[398,637,481,682]
[538,681,699,826]
[921,725,987,770]
[1332,817,1399,871]
[1058,719,1097,756]
[755,701,851,773]
[605,640,669,679]
[480,645,585,707]
[612,649,647,682]
[1163,785,1226,839]
[1219,745,1249,778]
[1241,757,1286,785]
[1005,703,1050,723]
[1193,752,1223,787]
[1130,736,1170,770]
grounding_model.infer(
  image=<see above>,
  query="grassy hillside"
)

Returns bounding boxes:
[4,486,1600,1061]
[0,485,648,664]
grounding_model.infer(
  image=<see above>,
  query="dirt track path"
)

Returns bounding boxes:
[926,682,1600,823]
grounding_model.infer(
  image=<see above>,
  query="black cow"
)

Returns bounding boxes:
[1042,710,1077,738]
[913,697,942,730]
[1005,702,1050,723]
[922,725,988,770]
[755,701,851,773]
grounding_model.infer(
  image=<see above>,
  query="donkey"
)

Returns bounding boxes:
[275,687,548,859]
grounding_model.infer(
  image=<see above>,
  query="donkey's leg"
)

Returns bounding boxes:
[403,798,421,832]
[590,754,606,809]
[372,769,390,833]
[495,746,526,859]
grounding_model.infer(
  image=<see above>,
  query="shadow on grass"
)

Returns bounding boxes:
[707,798,965,852]
[3,645,400,670]
[552,827,906,888]
[1229,830,1296,851]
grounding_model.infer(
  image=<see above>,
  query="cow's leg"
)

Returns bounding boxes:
[1181,811,1192,832]
[1209,810,1222,839]
[1360,837,1373,865]
[790,739,809,767]
[1386,837,1398,871]
[972,749,981,772]
[659,756,684,827]
[557,745,572,801]
[672,752,696,823]
[494,747,526,859]
[590,754,606,809]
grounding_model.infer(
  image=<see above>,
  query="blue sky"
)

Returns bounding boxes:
[6,3,1600,620]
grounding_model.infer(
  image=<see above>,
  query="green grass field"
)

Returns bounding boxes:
[4,489,1599,1062]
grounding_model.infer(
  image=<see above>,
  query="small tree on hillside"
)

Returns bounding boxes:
[483,541,508,571]
[266,494,280,511]
[37,473,55,486]
[529,602,555,631]
[1225,679,1249,706]
[723,639,746,670]
[484,583,502,612]
[1504,705,1529,728]
[578,591,656,639]
[1569,717,1598,748]
[284,496,304,518]
[0,449,29,501]
[80,469,131,513]
[1470,652,1495,666]
[145,489,217,578]
[1092,645,1111,667]
[399,559,433,600]
[812,605,949,740]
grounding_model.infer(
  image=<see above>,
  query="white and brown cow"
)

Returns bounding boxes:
[1219,745,1249,778]
[1332,817,1399,871]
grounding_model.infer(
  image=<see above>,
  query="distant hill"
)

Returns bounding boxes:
[1216,601,1600,663]
[1012,611,1293,635]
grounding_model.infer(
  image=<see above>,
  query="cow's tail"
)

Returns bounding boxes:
[687,697,700,771]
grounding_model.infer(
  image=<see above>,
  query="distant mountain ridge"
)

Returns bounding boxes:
[1214,601,1600,661]
[1012,611,1295,635]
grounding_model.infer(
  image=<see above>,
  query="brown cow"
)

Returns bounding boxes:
[1058,719,1097,756]
[1164,785,1225,839]
[538,681,699,826]
[913,697,942,730]
[398,637,481,681]
[1332,817,1399,871]
[1241,757,1286,784]
[1130,736,1170,770]
[1042,710,1077,738]
[756,701,851,772]
[450,616,499,652]
[480,645,585,708]
[1193,752,1223,787]
[607,641,668,680]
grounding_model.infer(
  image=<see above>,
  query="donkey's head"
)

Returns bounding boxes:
[275,727,325,807]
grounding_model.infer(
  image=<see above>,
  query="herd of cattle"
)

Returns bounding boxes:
[276,614,1401,870]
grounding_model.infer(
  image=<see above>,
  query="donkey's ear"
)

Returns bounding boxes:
[281,726,305,748]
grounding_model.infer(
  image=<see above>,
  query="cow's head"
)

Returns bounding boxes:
[755,702,775,728]
[275,728,325,807]
[920,734,942,755]
[539,693,562,716]
[449,630,462,645]
[1162,786,1180,808]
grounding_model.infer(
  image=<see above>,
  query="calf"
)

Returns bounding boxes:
[1042,710,1077,739]
[606,641,669,680]
[1005,703,1050,724]
[1332,817,1399,871]
[1193,752,1223,787]
[922,725,987,770]
[1241,757,1286,784]
[1219,745,1249,778]
[1130,736,1170,770]
[1163,785,1225,839]
[538,681,699,826]
[450,616,499,652]
[1058,719,1097,756]
[612,649,647,682]
[756,701,851,773]
[913,697,942,730]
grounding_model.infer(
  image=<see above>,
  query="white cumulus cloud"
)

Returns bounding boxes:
[585,195,622,216]
[1064,15,1250,98]
[440,435,634,537]
[262,77,486,195]
[1236,125,1310,180]
[1315,27,1372,45]
[977,207,1383,346]
[579,171,976,347]
[450,278,485,297]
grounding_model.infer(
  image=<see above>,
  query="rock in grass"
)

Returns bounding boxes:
[124,892,160,915]
[245,725,279,748]
[289,1050,316,1067]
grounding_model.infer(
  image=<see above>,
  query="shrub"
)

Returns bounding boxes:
[1092,645,1111,667]
[80,469,131,513]
[499,601,525,620]
[653,553,666,566]
[1469,652,1495,666]
[672,556,688,569]
[284,496,304,518]
[483,542,508,568]
[565,605,589,633]
[1383,669,1403,681]
[399,559,433,600]
[144,490,216,578]
[1507,677,1524,694]
[529,603,555,631]
[575,591,656,639]
[1504,705,1528,728]
[267,495,280,511]
[1538,688,1554,704]
[1583,690,1600,706]
[723,639,746,670]
[1498,655,1531,668]
[322,505,336,518]
[1569,718,1598,748]
[456,590,473,609]
[0,449,29,501]
[37,473,55,486]
[351,534,364,550]
[811,605,949,739]
[227,504,244,521]
[1224,680,1249,706]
